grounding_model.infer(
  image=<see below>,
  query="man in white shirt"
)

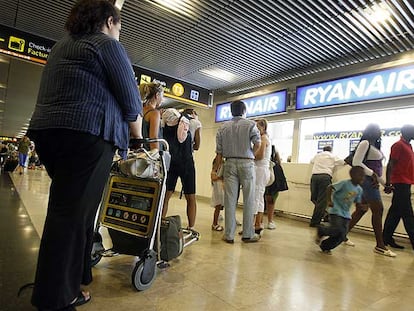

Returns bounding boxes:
[310,146,345,227]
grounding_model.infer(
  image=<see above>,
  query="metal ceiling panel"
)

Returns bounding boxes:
[1,0,414,136]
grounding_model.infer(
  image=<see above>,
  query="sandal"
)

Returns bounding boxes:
[211,224,224,231]
[71,291,91,307]
[373,246,396,257]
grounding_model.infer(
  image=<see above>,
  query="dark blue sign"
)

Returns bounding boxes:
[215,90,287,122]
[296,64,414,110]
[317,140,333,152]
[349,139,360,153]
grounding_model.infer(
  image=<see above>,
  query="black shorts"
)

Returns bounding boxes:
[166,159,196,194]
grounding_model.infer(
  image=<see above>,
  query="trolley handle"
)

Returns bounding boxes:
[129,138,169,152]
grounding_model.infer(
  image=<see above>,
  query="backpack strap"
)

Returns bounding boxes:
[143,109,156,119]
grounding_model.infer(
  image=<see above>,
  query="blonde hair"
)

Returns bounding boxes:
[139,82,163,104]
[255,118,268,133]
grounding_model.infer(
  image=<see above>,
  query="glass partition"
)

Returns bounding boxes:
[267,120,294,163]
[298,107,414,163]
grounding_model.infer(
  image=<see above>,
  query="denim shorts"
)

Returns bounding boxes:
[361,175,382,202]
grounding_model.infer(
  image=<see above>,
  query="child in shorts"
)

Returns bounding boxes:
[315,166,366,254]
[211,158,224,231]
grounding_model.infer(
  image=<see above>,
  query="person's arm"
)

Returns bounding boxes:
[148,110,161,150]
[355,188,369,211]
[334,155,345,166]
[384,158,396,193]
[254,134,268,160]
[100,39,142,121]
[213,153,223,172]
[129,115,142,139]
[193,127,201,150]
[326,184,334,207]
[251,124,261,155]
[352,140,376,182]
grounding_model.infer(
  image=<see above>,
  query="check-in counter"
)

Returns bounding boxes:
[276,163,409,238]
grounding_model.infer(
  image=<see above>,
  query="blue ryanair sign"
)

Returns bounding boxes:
[215,90,287,122]
[296,64,414,110]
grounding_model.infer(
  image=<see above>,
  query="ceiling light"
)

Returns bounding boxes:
[200,67,238,82]
[114,0,125,10]
[0,83,6,89]
[365,2,391,23]
[149,0,195,18]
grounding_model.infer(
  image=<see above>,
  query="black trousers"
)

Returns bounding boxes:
[383,183,414,249]
[29,129,115,309]
[310,174,332,226]
[318,214,349,251]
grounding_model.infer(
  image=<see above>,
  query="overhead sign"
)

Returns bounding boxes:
[296,64,414,110]
[133,66,212,108]
[215,90,287,122]
[0,24,55,64]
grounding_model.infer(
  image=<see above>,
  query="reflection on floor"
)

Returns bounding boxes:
[4,169,414,311]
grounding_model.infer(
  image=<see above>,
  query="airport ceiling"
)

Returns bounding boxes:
[1,0,414,138]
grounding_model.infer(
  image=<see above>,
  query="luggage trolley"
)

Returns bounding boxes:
[91,138,199,291]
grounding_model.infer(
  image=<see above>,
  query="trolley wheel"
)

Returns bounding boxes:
[131,250,157,291]
[91,232,104,267]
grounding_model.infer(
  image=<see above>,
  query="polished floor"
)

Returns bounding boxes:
[3,169,414,311]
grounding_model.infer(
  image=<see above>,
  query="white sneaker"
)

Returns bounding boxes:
[343,239,355,247]
[374,247,396,257]
[267,222,276,230]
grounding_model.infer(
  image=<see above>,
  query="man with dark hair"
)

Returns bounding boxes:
[310,145,345,227]
[213,100,261,243]
[383,125,414,250]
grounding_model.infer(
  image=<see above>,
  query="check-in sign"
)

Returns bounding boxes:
[215,90,287,122]
[296,64,414,110]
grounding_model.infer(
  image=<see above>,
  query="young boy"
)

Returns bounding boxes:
[315,166,366,254]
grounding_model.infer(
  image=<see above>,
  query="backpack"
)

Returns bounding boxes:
[162,109,192,164]
[159,215,184,261]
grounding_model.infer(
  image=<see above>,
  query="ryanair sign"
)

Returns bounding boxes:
[215,90,287,122]
[296,64,414,110]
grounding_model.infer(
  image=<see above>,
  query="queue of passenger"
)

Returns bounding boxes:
[6,1,414,310]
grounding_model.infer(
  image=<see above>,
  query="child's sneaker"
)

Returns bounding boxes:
[314,232,322,245]
[320,249,332,255]
[267,222,276,230]
[343,239,355,247]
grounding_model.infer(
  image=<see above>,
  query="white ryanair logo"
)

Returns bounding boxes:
[216,91,286,122]
[297,65,414,109]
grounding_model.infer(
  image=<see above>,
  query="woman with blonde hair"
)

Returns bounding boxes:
[253,118,271,234]
[140,82,164,150]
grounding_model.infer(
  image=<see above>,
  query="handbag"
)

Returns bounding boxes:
[119,149,169,178]
[344,143,370,166]
[266,161,276,186]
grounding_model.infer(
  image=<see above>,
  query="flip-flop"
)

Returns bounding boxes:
[72,291,91,307]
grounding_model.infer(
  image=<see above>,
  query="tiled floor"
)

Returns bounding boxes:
[4,169,414,311]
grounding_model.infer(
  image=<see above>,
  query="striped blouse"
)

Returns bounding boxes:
[29,32,142,152]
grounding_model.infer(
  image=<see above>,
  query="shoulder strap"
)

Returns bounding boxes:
[143,109,156,118]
